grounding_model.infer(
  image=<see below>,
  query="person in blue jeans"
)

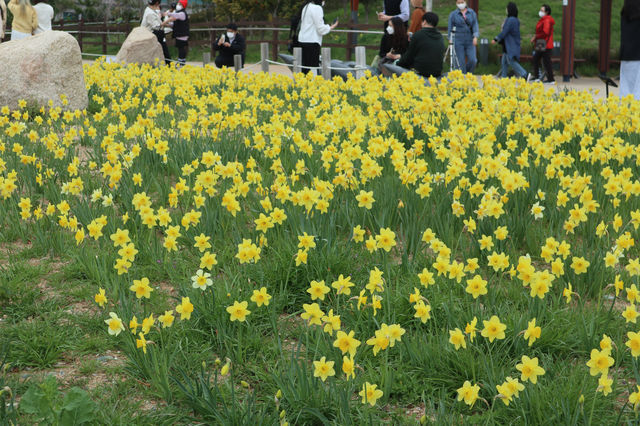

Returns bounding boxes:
[492,2,528,79]
[447,0,479,73]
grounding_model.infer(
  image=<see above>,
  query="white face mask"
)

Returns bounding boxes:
[457,2,466,10]
[386,26,394,35]
[176,4,183,10]
[538,11,545,17]
[226,32,235,39]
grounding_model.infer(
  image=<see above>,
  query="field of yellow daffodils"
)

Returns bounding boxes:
[1,61,640,424]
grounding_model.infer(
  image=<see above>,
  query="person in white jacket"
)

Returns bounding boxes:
[141,0,171,65]
[297,0,338,74]
[32,0,53,34]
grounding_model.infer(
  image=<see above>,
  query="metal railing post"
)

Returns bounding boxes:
[355,46,366,79]
[321,47,331,80]
[260,42,269,72]
[293,47,302,74]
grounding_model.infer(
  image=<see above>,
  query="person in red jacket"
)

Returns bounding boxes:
[530,4,555,84]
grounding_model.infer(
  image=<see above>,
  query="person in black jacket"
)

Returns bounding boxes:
[376,0,409,67]
[620,0,640,99]
[215,23,246,68]
[165,0,189,67]
[396,12,445,78]
[379,16,409,76]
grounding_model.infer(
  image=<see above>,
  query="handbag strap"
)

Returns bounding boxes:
[461,10,473,33]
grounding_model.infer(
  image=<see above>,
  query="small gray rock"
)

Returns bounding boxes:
[116,27,165,66]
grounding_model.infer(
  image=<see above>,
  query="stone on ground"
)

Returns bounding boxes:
[0,30,88,111]
[116,27,164,66]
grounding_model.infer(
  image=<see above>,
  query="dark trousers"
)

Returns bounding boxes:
[215,54,241,68]
[532,50,554,82]
[153,30,171,65]
[300,42,320,74]
[175,39,189,65]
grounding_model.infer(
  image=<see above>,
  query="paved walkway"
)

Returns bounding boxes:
[84,58,618,100]
[556,77,619,99]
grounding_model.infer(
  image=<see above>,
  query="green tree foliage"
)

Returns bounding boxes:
[209,0,307,21]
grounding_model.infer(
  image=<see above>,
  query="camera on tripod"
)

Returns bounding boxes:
[444,26,460,70]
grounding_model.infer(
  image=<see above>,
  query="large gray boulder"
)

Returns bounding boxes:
[116,27,164,66]
[0,30,88,111]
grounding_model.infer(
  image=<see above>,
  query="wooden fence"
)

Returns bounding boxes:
[51,18,388,61]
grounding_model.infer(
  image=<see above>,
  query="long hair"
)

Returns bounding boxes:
[18,0,33,15]
[622,0,640,20]
[506,2,517,18]
[296,0,318,21]
[389,16,408,51]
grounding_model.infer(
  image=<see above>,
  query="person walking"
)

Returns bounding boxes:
[492,2,528,79]
[165,0,189,67]
[620,0,640,99]
[32,0,52,34]
[297,0,338,75]
[7,0,37,41]
[447,0,479,73]
[142,0,171,65]
[408,0,425,35]
[214,23,246,68]
[530,4,555,84]
[1,0,7,42]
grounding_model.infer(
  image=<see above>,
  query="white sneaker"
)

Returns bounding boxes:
[544,80,556,85]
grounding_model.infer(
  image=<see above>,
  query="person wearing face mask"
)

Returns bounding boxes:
[491,2,528,80]
[165,0,189,67]
[376,0,409,66]
[447,0,479,73]
[378,16,409,75]
[297,0,338,75]
[530,4,555,84]
[215,23,246,69]
[142,0,171,65]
